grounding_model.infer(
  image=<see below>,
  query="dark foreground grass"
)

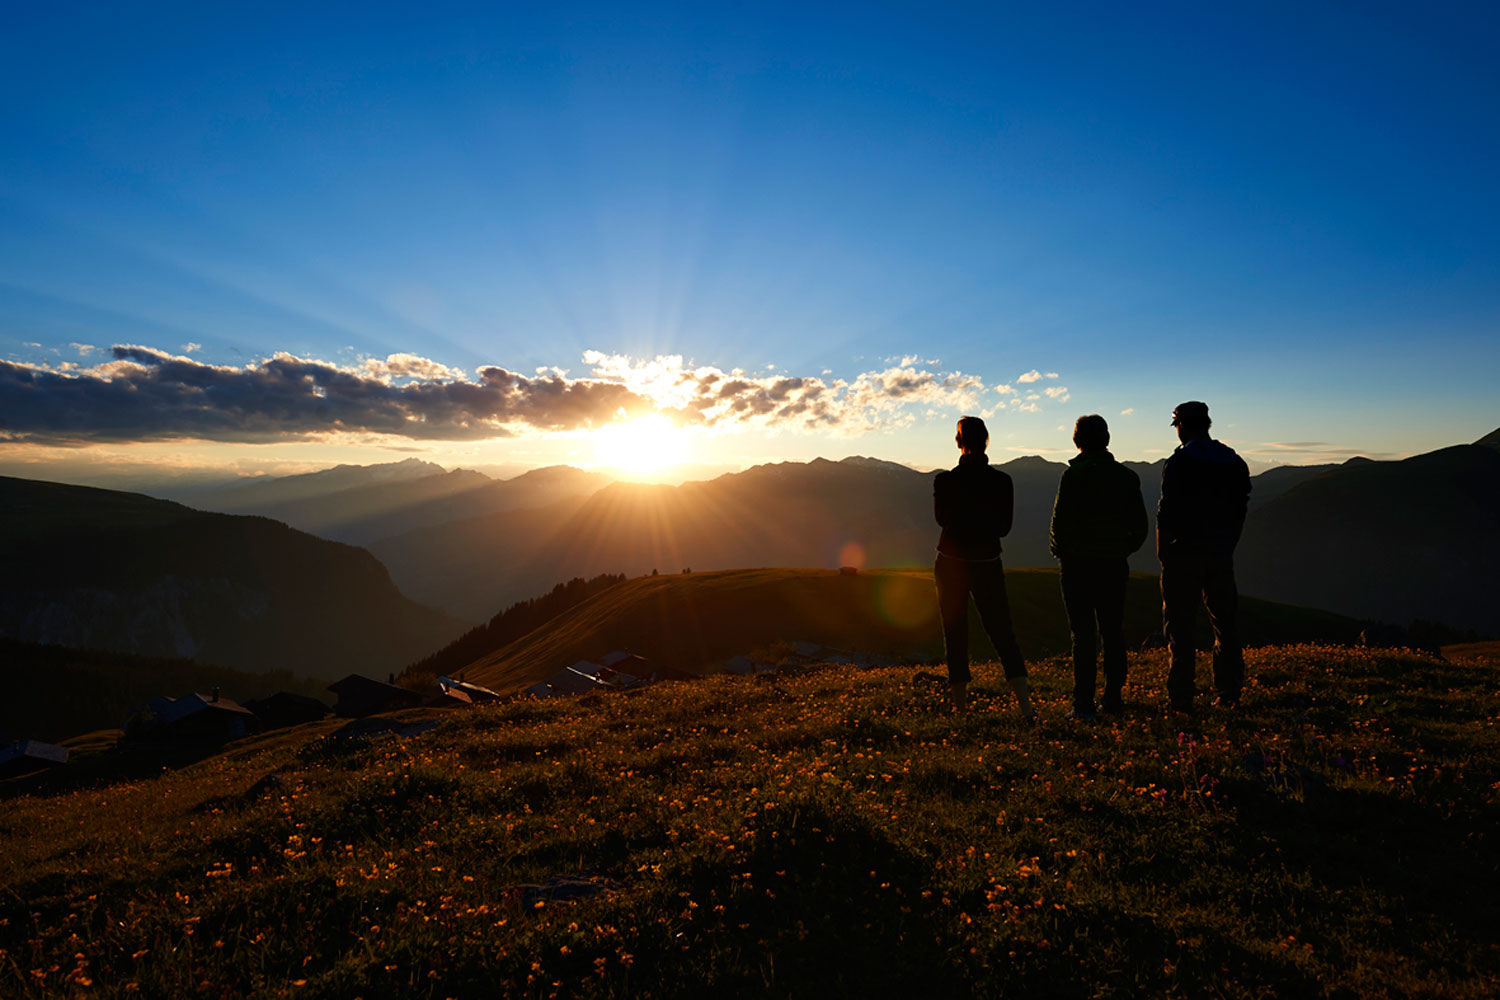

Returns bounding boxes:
[2,645,1497,998]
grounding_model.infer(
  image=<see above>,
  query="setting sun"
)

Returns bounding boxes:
[592,415,691,479]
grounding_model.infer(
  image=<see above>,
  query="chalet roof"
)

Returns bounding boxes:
[328,673,410,696]
[437,677,503,702]
[548,665,603,695]
[153,692,255,726]
[326,673,423,717]
[244,691,330,714]
[426,685,473,708]
[0,740,69,767]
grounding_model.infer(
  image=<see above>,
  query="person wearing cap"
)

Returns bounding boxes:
[1156,401,1252,711]
[1049,414,1149,720]
[933,416,1033,718]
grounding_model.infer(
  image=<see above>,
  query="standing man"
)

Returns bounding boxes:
[1156,401,1251,711]
[1050,414,1148,720]
[934,416,1033,719]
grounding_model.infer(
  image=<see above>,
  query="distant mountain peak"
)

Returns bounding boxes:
[838,456,917,473]
[1475,427,1500,450]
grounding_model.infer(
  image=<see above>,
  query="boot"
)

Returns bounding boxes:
[949,681,969,715]
[1009,676,1036,722]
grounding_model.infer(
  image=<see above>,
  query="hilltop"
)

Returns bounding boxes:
[455,567,1364,693]
[2,644,1495,997]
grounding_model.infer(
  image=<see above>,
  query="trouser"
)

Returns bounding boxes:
[934,553,1027,685]
[1160,549,1244,705]
[1059,555,1129,711]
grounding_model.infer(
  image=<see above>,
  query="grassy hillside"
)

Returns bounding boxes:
[0,639,329,743]
[460,567,1364,692]
[369,497,591,623]
[1,645,1494,997]
[0,476,463,679]
[1237,443,1500,634]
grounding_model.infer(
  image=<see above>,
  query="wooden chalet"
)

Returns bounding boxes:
[125,690,260,743]
[244,692,332,729]
[326,674,423,718]
[0,739,69,777]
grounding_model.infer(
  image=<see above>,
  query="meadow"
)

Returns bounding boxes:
[2,644,1496,998]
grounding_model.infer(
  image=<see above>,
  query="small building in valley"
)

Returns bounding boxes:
[0,739,69,777]
[124,690,261,744]
[524,656,647,699]
[436,676,504,703]
[244,692,331,729]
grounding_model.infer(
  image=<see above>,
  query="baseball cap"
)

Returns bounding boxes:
[1171,401,1210,427]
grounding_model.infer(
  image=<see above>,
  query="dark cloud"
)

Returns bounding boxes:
[0,347,653,445]
[0,346,1023,445]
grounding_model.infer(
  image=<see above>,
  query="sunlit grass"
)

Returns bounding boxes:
[2,644,1497,998]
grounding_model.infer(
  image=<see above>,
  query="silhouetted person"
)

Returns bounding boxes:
[1156,401,1251,711]
[1050,415,1148,720]
[933,416,1033,718]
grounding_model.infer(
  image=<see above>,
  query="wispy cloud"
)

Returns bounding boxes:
[69,343,96,356]
[0,346,1009,445]
[1244,441,1403,461]
[1120,407,1135,416]
[1016,369,1060,384]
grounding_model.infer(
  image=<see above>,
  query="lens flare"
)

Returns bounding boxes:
[838,542,866,569]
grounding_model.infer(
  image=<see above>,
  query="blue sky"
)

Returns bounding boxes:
[2,1,1497,484]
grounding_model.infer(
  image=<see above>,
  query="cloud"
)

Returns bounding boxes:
[0,347,651,445]
[1120,407,1135,416]
[0,346,1001,445]
[362,353,466,382]
[1043,386,1070,401]
[69,343,96,356]
[1016,369,1060,384]
[1244,441,1403,461]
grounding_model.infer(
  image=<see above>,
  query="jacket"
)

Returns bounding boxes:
[934,453,1013,560]
[1049,449,1149,559]
[1156,438,1251,555]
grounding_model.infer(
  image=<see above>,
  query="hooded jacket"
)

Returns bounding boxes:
[1049,449,1149,559]
[1156,438,1251,555]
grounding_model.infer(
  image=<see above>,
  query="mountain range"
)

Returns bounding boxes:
[365,453,1334,625]
[178,458,611,546]
[2,427,1493,686]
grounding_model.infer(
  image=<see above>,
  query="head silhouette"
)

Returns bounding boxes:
[1171,401,1212,440]
[1073,414,1110,452]
[955,416,988,454]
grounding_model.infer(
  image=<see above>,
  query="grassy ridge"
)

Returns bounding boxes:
[2,644,1495,998]
[461,567,1364,691]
